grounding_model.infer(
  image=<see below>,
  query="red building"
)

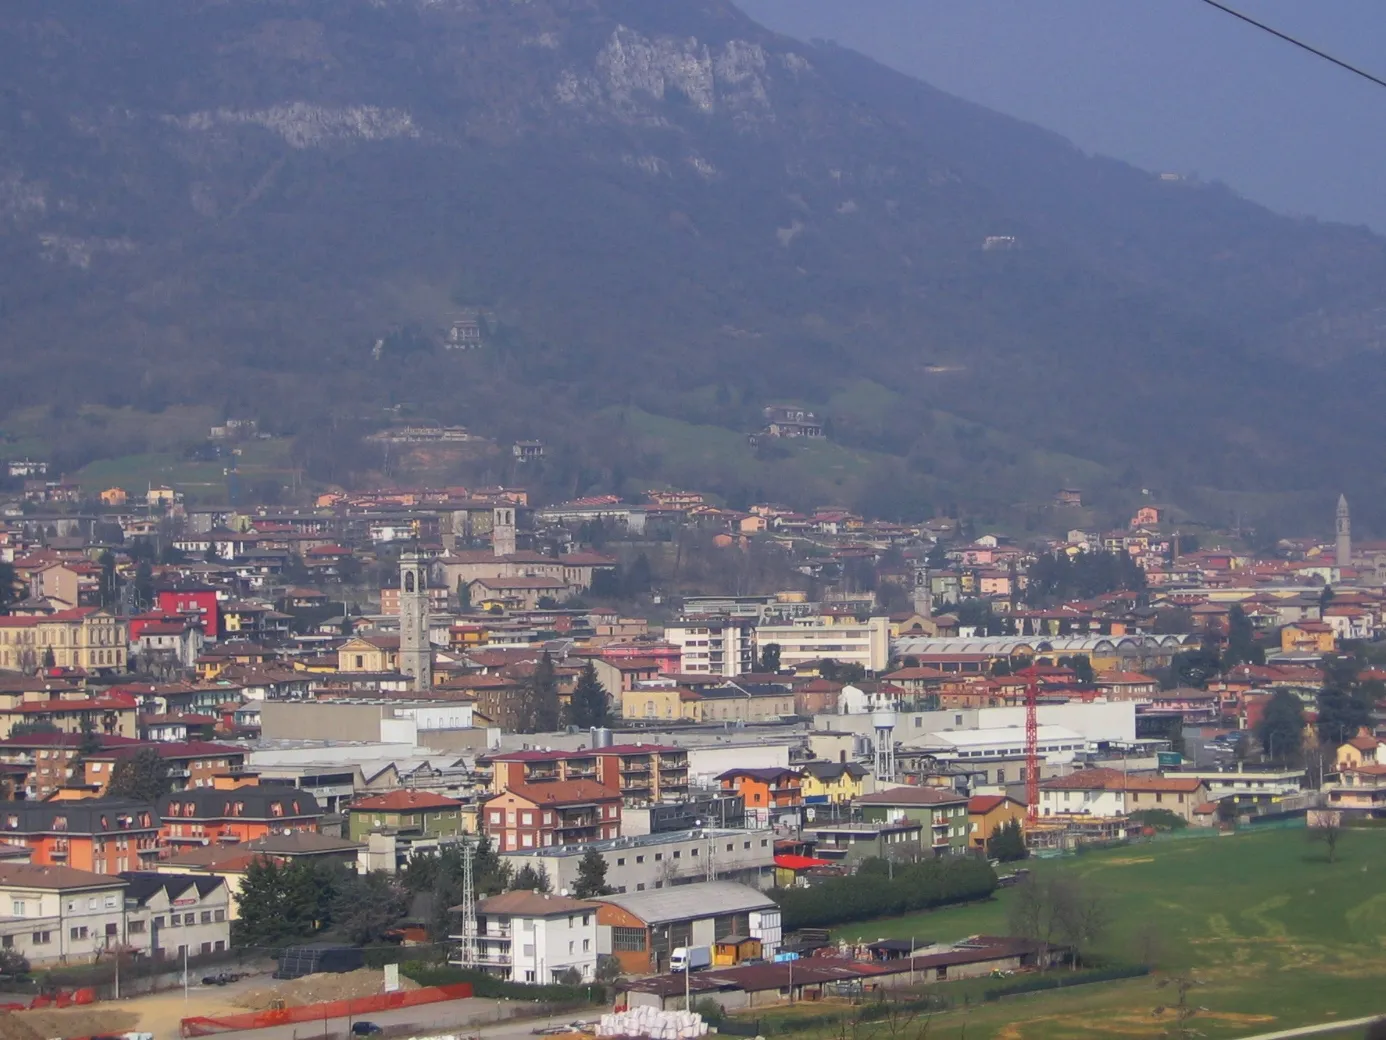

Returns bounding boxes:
[481,780,621,852]
[157,586,221,640]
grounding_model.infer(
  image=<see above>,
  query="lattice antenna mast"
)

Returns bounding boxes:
[1024,668,1039,824]
[457,840,478,969]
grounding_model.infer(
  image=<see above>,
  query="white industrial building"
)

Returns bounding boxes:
[818,701,1135,745]
[500,829,775,895]
[907,725,1088,767]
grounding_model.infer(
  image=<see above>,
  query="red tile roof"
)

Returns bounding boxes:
[351,790,464,811]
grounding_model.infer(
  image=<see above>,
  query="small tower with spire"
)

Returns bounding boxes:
[1337,494,1351,570]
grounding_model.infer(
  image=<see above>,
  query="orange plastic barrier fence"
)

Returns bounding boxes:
[180,982,474,1036]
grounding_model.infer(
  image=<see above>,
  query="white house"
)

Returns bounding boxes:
[453,890,599,984]
[0,864,144,965]
[908,725,1089,767]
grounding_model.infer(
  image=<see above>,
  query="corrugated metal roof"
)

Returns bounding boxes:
[595,880,775,924]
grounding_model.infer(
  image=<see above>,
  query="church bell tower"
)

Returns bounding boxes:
[399,549,432,692]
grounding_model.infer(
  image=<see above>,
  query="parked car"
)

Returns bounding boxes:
[351,1023,382,1036]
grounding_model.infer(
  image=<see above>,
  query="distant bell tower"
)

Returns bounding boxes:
[911,558,933,618]
[399,548,432,692]
[492,505,516,558]
[1337,494,1351,569]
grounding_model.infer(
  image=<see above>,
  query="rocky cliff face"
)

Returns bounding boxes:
[2,0,1385,513]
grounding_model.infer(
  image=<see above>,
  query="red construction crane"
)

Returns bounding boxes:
[1022,666,1039,823]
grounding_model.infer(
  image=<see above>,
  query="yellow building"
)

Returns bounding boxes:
[799,761,872,804]
[336,635,400,673]
[99,487,128,506]
[1280,622,1336,655]
[0,608,127,674]
[621,685,702,722]
[967,794,1028,853]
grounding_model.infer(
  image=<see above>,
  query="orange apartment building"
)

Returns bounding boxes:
[716,767,802,824]
[157,787,323,850]
[486,744,690,807]
[481,780,622,852]
[0,799,160,874]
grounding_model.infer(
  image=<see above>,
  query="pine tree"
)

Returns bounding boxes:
[512,863,551,893]
[107,747,173,802]
[523,652,561,733]
[573,847,613,898]
[986,819,1028,862]
[567,661,610,729]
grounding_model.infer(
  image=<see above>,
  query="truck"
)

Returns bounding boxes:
[669,946,711,972]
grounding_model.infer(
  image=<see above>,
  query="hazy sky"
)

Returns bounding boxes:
[736,1,1386,231]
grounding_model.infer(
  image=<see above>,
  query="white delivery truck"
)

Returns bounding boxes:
[669,946,712,972]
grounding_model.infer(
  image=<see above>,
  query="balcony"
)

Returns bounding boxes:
[621,777,652,791]
[555,814,598,830]
[931,819,950,830]
[932,835,952,847]
[619,762,652,775]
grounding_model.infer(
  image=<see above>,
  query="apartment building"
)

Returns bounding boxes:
[158,787,323,849]
[0,800,160,875]
[753,616,890,674]
[486,744,691,807]
[662,617,756,677]
[481,781,622,852]
[0,608,128,674]
[455,891,600,984]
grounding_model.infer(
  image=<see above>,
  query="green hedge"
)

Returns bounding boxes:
[773,857,997,929]
[981,964,1150,1000]
[401,961,607,1004]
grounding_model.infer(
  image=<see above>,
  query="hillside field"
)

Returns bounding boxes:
[767,826,1386,1039]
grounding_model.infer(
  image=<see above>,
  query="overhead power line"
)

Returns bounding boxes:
[1196,0,1386,92]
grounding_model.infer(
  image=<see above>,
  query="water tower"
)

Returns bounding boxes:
[872,706,897,783]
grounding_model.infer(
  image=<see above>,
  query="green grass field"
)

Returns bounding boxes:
[760,828,1386,1040]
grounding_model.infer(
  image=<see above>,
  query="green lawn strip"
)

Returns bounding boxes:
[770,829,1386,1039]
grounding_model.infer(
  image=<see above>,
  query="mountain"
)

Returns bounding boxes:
[2,0,1385,527]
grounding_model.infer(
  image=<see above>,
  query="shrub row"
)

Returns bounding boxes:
[981,964,1150,1001]
[400,960,607,1004]
[772,857,997,929]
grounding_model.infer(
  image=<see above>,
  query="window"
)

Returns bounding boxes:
[760,839,768,847]
[743,841,750,849]
[691,848,699,857]
[214,909,225,923]
[215,940,225,952]
[0,936,11,949]
[105,895,117,909]
[70,926,89,940]
[168,914,182,927]
[635,855,644,864]
[201,911,212,924]
[612,927,646,952]
[654,853,662,862]
[31,932,50,945]
[10,901,23,917]
[583,938,591,952]
[636,883,646,891]
[616,857,625,866]
[568,941,575,954]
[106,923,118,937]
[582,914,590,926]
[87,898,98,911]
[129,920,146,934]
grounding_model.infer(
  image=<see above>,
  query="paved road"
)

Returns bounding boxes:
[199,997,583,1040]
[1234,1015,1384,1039]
